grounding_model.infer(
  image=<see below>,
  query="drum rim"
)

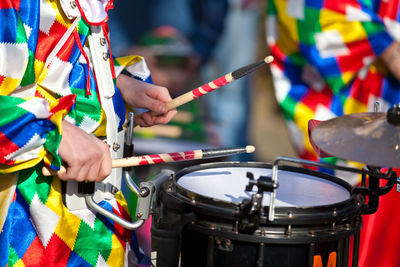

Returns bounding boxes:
[173,161,353,203]
[169,161,358,220]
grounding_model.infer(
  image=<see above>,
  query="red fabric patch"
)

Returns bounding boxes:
[36,21,69,62]
[323,0,361,14]
[48,94,76,118]
[39,234,71,266]
[0,0,14,9]
[112,201,132,250]
[358,177,400,267]
[378,0,400,20]
[337,39,374,74]
[349,72,383,105]
[300,86,333,111]
[0,132,18,164]
[0,75,5,87]
[22,237,45,266]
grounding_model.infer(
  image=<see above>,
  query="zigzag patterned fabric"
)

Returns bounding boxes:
[266,0,400,177]
[0,0,150,265]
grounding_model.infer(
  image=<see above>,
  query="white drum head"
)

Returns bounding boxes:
[177,166,351,207]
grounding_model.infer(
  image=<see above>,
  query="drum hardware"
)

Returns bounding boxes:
[268,156,397,221]
[239,172,278,232]
[83,169,174,229]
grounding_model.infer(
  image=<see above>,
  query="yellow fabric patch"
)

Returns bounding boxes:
[46,179,81,250]
[0,149,45,174]
[50,0,72,28]
[115,55,143,75]
[34,60,46,82]
[343,97,367,114]
[106,234,126,266]
[13,259,26,267]
[342,71,355,84]
[294,102,315,134]
[320,9,367,43]
[0,174,17,231]
[274,0,300,55]
[93,108,107,137]
[0,77,21,95]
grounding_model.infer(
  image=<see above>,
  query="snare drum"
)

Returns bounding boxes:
[151,162,363,267]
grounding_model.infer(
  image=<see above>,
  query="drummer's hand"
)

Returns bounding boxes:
[57,121,112,182]
[117,74,177,127]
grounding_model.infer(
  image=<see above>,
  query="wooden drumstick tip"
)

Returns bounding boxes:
[246,145,256,153]
[264,56,274,64]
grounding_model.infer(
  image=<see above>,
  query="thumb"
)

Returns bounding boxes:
[141,96,168,114]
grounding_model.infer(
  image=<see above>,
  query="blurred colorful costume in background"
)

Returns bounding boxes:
[0,0,152,265]
[266,0,400,266]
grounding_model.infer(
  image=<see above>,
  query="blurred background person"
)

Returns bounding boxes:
[265,0,400,266]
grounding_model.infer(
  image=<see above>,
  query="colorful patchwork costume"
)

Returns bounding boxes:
[266,0,400,266]
[0,0,152,266]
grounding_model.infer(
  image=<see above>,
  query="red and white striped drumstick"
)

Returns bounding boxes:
[145,56,274,116]
[42,145,256,176]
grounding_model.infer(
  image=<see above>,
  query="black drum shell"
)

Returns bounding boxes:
[152,162,363,267]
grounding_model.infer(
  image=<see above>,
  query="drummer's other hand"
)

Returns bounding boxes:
[117,73,177,127]
[57,121,112,182]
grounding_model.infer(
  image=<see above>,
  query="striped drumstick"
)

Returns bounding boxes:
[42,145,256,176]
[143,56,274,117]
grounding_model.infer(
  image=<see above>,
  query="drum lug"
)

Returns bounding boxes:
[285,224,292,236]
[215,237,233,252]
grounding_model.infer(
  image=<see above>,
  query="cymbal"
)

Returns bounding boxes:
[311,111,400,168]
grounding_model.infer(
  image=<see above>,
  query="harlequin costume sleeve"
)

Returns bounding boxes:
[0,0,149,266]
[266,1,400,266]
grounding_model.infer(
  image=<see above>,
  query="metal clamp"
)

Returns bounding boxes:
[268,156,366,222]
[85,169,174,229]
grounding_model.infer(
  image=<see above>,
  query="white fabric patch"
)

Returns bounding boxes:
[64,114,77,125]
[23,23,33,40]
[384,18,400,41]
[41,57,73,96]
[124,59,151,81]
[287,0,304,19]
[358,56,374,80]
[301,64,326,92]
[95,253,109,267]
[271,64,291,103]
[5,133,46,161]
[71,208,96,230]
[80,114,100,134]
[266,15,277,45]
[314,104,336,121]
[314,30,350,58]
[0,42,29,78]
[76,0,108,23]
[17,98,50,119]
[39,0,57,35]
[346,5,371,21]
[30,194,60,248]
[287,121,305,153]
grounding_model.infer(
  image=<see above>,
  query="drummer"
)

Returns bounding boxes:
[0,1,176,266]
[266,1,400,266]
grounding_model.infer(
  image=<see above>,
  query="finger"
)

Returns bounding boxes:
[154,109,177,124]
[141,112,157,126]
[97,150,112,182]
[141,97,168,114]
